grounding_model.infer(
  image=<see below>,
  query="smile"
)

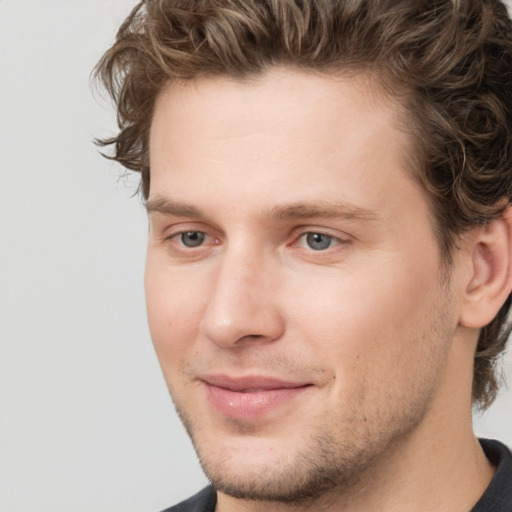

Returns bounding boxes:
[202,375,313,421]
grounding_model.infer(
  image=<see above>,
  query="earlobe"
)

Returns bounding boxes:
[460,206,512,329]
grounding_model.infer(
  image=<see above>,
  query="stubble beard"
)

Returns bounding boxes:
[171,383,438,507]
[168,274,453,507]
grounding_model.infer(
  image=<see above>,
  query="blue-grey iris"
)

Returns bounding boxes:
[181,231,205,247]
[306,233,332,250]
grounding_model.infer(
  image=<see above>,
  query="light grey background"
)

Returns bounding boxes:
[0,1,511,511]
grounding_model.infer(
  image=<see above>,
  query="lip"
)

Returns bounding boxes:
[202,374,312,421]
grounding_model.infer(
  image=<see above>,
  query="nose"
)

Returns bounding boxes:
[199,250,285,348]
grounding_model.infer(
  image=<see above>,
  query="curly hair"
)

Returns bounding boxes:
[94,0,512,409]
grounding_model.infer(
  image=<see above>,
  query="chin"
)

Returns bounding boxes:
[199,433,370,504]
[184,417,383,505]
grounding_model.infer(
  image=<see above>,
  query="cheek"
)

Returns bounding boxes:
[144,260,206,368]
[289,257,445,378]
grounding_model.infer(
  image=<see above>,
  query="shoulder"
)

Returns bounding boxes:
[472,439,512,512]
[160,486,217,512]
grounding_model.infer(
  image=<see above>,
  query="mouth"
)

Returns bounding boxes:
[201,374,313,421]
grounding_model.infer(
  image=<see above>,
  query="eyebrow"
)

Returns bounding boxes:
[268,201,379,222]
[145,197,206,218]
[145,197,379,223]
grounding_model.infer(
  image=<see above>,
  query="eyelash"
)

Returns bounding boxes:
[292,232,344,251]
[166,229,347,253]
[168,230,217,249]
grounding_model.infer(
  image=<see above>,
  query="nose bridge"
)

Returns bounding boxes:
[199,242,283,347]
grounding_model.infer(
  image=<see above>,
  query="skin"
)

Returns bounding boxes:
[145,68,500,511]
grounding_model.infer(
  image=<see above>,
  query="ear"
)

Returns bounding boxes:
[459,206,512,329]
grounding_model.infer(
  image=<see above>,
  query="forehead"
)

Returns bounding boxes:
[151,68,405,143]
[148,68,420,219]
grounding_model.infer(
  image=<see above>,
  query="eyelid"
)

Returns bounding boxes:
[290,227,351,246]
[159,221,221,250]
[168,229,215,245]
[159,220,214,238]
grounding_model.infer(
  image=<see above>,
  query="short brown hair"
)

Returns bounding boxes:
[94,0,512,408]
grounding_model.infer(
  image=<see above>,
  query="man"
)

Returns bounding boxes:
[95,1,512,510]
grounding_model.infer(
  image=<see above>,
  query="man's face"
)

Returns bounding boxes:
[145,69,463,502]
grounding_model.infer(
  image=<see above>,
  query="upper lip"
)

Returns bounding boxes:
[202,374,311,392]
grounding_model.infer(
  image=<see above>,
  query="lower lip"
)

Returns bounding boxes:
[206,384,311,421]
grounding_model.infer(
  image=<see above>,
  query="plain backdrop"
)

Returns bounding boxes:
[0,1,511,511]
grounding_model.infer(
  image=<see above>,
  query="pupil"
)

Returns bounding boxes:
[182,231,205,247]
[307,233,331,250]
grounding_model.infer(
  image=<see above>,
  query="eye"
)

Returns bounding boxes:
[299,232,340,251]
[179,231,206,248]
